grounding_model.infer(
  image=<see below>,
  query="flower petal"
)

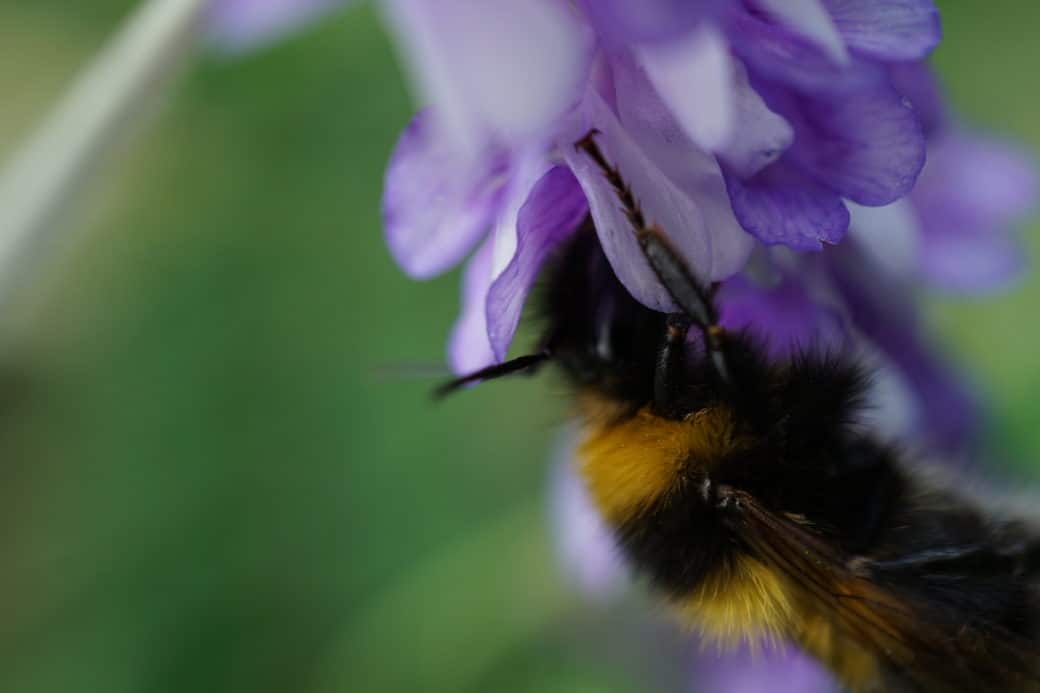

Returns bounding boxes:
[721,160,850,249]
[638,25,735,152]
[447,238,496,374]
[716,62,795,179]
[564,89,747,312]
[751,0,849,64]
[774,83,927,206]
[913,131,1036,292]
[727,10,880,93]
[486,167,589,360]
[889,61,945,137]
[824,0,941,61]
[718,273,848,359]
[639,33,794,178]
[382,110,505,278]
[575,0,715,45]
[613,55,757,277]
[381,0,590,157]
[919,228,1024,293]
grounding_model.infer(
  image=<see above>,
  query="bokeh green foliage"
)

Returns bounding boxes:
[0,2,1037,692]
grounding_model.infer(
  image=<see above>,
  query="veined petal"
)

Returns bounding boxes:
[613,55,756,278]
[447,238,496,374]
[750,0,849,64]
[722,160,850,249]
[486,166,589,360]
[382,110,506,279]
[824,0,941,61]
[638,25,735,152]
[727,10,881,93]
[776,83,926,206]
[564,91,714,312]
[381,0,590,157]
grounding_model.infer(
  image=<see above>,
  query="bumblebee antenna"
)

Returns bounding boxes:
[574,130,730,383]
[433,350,551,399]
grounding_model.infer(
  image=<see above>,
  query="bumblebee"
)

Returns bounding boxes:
[439,133,1040,692]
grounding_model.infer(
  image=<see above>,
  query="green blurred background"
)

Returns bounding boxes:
[0,2,1037,691]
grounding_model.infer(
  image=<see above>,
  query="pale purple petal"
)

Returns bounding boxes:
[919,230,1023,294]
[721,160,850,249]
[613,56,757,277]
[715,62,795,179]
[824,0,941,61]
[575,0,714,45]
[726,10,882,93]
[381,0,590,157]
[448,239,496,375]
[750,0,849,64]
[913,131,1036,292]
[718,273,848,359]
[550,434,625,597]
[774,83,926,206]
[692,644,839,693]
[486,167,589,360]
[564,88,749,312]
[638,25,735,153]
[382,110,505,278]
[207,0,350,50]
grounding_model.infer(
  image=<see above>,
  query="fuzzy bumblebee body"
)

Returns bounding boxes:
[549,228,1040,692]
[439,137,1040,691]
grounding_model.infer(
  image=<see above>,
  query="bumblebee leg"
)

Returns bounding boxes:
[653,313,691,415]
[574,131,729,382]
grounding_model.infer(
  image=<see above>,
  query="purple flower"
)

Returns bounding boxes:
[379,2,1036,460]
[380,0,947,372]
[206,0,354,50]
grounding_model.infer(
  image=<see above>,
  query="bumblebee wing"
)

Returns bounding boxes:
[720,487,1040,692]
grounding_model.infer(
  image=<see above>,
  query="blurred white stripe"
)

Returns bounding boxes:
[0,0,208,315]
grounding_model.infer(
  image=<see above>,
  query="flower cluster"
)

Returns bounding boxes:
[380,0,1034,454]
[378,3,1035,688]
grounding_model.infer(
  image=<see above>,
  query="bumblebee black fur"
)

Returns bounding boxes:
[438,137,1040,691]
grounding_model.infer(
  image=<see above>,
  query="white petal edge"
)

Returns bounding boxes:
[753,0,850,64]
[638,24,735,152]
[380,0,590,158]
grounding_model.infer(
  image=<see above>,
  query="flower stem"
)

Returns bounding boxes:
[0,0,209,326]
